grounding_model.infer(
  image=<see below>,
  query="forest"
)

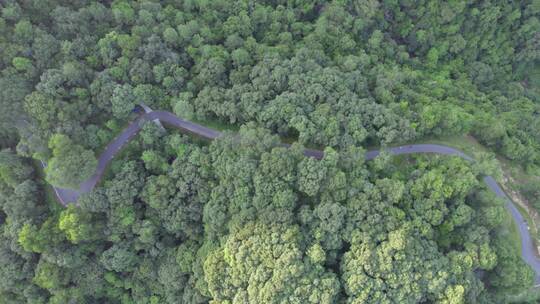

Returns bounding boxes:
[0,0,539,303]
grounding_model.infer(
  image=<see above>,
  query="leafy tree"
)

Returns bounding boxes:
[0,73,31,146]
[163,27,179,46]
[0,1,538,302]
[45,134,97,189]
[173,92,195,120]
[4,180,45,222]
[204,221,340,303]
[341,228,469,303]
[14,20,33,44]
[104,160,144,239]
[297,157,327,197]
[58,204,102,244]
[12,57,33,72]
[18,217,64,253]
[141,150,168,174]
[488,236,535,293]
[33,259,69,291]
[100,242,138,273]
[111,83,135,119]
[0,149,33,187]
[472,152,503,180]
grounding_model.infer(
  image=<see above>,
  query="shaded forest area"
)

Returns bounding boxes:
[0,1,539,303]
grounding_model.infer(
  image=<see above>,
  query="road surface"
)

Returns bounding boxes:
[45,109,540,283]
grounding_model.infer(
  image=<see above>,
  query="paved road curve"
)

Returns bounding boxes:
[47,110,540,283]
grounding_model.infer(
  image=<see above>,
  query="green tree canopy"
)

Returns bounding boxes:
[45,134,97,189]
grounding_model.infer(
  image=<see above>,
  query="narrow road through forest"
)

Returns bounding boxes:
[46,109,540,283]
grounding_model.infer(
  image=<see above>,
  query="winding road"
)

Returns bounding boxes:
[46,109,540,283]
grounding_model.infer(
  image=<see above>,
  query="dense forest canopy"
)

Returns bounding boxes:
[0,0,539,303]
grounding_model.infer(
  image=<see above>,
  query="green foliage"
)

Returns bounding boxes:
[58,204,101,243]
[297,157,326,196]
[111,83,135,119]
[163,27,178,46]
[14,20,33,43]
[99,243,138,273]
[0,74,31,146]
[45,134,97,189]
[173,93,195,120]
[204,221,340,303]
[472,152,504,181]
[489,236,535,293]
[0,149,33,186]
[12,56,33,71]
[0,0,539,302]
[341,228,463,303]
[141,150,168,174]
[33,260,66,290]
[18,217,64,253]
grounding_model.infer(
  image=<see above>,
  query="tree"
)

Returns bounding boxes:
[341,228,469,303]
[297,157,327,197]
[12,57,33,72]
[18,217,65,253]
[33,259,69,291]
[58,204,102,243]
[156,249,189,302]
[163,27,179,46]
[4,180,45,221]
[141,147,206,237]
[79,188,110,213]
[23,91,60,131]
[472,152,503,180]
[111,83,135,119]
[489,236,534,293]
[173,92,195,120]
[0,1,538,301]
[204,221,340,303]
[0,73,31,146]
[141,150,168,174]
[112,1,135,25]
[0,149,33,187]
[100,243,138,273]
[139,121,166,147]
[14,20,33,44]
[45,134,97,189]
[0,234,36,298]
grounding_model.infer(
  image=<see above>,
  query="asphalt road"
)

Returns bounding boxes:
[46,110,540,283]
